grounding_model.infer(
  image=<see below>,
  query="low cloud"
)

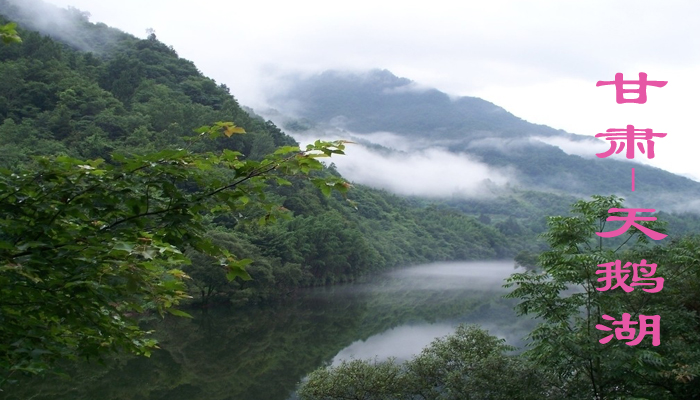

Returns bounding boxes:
[466,136,535,153]
[638,191,700,214]
[381,81,434,95]
[7,0,124,53]
[347,131,436,152]
[532,136,607,158]
[293,130,512,199]
[532,136,670,172]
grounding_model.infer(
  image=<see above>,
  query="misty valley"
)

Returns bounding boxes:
[6,261,532,400]
[1,1,699,399]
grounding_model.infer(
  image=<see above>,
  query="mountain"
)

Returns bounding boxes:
[266,70,700,209]
[0,0,129,53]
[270,69,573,140]
[0,0,536,305]
[1,0,698,304]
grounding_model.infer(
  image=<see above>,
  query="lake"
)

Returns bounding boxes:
[3,260,534,400]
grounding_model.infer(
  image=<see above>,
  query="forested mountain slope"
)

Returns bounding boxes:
[2,3,700,399]
[1,0,698,307]
[268,70,700,204]
[0,1,521,305]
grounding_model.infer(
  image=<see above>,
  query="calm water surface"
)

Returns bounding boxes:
[3,260,534,400]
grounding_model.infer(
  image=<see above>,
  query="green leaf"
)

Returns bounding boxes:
[223,126,245,137]
[275,177,292,186]
[166,309,192,318]
[226,267,252,281]
[0,22,21,44]
[274,146,300,155]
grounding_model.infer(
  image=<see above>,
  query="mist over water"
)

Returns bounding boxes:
[332,324,455,364]
[324,261,529,368]
[7,260,533,400]
[387,260,522,290]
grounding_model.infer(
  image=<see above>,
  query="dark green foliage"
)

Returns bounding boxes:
[514,250,538,270]
[298,197,700,400]
[505,195,700,399]
[1,3,698,312]
[2,6,698,397]
[298,325,558,400]
[0,5,514,303]
[0,123,351,385]
[3,266,526,400]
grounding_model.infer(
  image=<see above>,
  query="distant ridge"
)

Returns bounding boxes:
[267,69,700,208]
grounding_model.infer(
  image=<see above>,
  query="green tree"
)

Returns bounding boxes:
[0,122,350,387]
[404,325,554,400]
[299,358,408,400]
[298,325,557,400]
[505,195,699,399]
[0,22,20,44]
[513,249,538,270]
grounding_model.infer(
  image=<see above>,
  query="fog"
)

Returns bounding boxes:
[6,0,697,180]
[290,130,513,198]
[329,261,531,365]
[385,261,522,291]
[4,0,698,202]
[326,145,511,198]
[532,135,608,159]
[332,322,526,365]
[6,0,123,53]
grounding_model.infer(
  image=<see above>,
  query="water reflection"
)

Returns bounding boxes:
[332,324,456,364]
[4,260,533,400]
[330,261,528,365]
[388,260,522,290]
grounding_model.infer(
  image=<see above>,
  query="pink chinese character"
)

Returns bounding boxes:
[595,208,667,240]
[596,73,667,104]
[596,260,633,292]
[596,125,666,159]
[631,259,664,293]
[596,313,661,346]
[596,260,664,292]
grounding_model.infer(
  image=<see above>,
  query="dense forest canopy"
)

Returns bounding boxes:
[299,196,700,400]
[0,3,520,384]
[0,2,698,398]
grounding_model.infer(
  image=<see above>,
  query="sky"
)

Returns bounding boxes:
[38,0,700,181]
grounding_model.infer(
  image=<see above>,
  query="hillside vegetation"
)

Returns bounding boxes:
[0,2,514,310]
